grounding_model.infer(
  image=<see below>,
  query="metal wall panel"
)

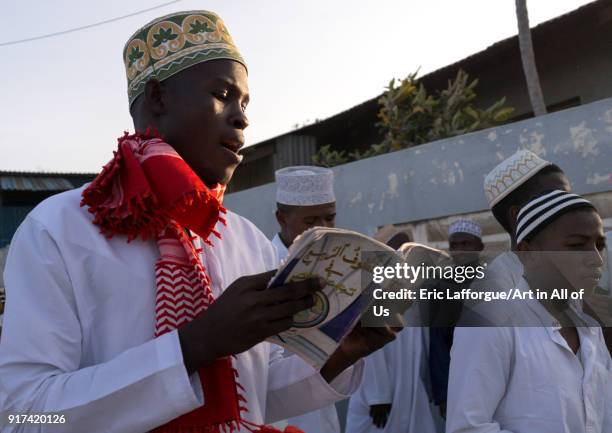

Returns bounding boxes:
[225,98,612,239]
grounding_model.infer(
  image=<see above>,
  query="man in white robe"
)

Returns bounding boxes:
[345,228,438,433]
[0,10,399,433]
[345,305,438,433]
[1,188,362,432]
[447,191,611,433]
[271,166,341,433]
[429,218,483,420]
[271,166,337,265]
[474,150,571,297]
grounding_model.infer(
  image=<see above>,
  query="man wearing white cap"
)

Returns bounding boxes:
[271,165,340,433]
[272,166,337,262]
[447,218,484,267]
[345,226,437,433]
[429,218,484,419]
[478,149,570,293]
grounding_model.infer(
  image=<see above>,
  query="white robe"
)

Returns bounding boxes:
[447,278,612,433]
[465,251,526,326]
[272,233,289,265]
[345,306,438,433]
[271,232,341,433]
[600,232,612,294]
[470,251,523,295]
[0,187,363,433]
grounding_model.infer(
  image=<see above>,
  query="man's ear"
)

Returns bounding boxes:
[144,79,166,115]
[517,239,538,269]
[517,240,530,252]
[508,205,521,235]
[275,210,285,227]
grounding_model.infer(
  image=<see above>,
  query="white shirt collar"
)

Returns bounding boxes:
[521,278,601,331]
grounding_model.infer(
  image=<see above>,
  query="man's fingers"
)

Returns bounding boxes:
[389,312,406,328]
[371,413,381,428]
[264,296,316,321]
[243,270,278,290]
[260,278,324,304]
[230,270,277,293]
[368,325,398,336]
[262,317,294,336]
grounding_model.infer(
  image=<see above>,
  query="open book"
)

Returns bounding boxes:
[267,227,403,369]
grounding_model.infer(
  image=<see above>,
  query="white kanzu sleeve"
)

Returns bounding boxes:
[0,217,202,433]
[264,343,364,423]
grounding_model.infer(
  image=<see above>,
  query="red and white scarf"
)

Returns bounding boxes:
[82,131,303,433]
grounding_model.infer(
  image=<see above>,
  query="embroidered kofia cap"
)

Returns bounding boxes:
[516,190,594,243]
[448,218,482,239]
[275,166,335,206]
[123,10,246,106]
[483,149,552,208]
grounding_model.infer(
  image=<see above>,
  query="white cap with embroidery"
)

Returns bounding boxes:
[275,166,335,206]
[484,149,552,208]
[448,218,482,239]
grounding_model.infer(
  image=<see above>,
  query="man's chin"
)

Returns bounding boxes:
[573,277,600,292]
[193,166,236,188]
[214,167,238,187]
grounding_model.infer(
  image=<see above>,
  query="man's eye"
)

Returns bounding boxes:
[213,91,228,100]
[566,243,584,248]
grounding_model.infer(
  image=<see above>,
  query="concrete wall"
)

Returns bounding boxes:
[225,98,612,239]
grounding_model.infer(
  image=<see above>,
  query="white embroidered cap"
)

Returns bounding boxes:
[448,218,482,239]
[275,166,335,206]
[483,149,552,208]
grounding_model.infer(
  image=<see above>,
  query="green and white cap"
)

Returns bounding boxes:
[123,10,246,106]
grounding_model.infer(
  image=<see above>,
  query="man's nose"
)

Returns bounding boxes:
[231,110,249,130]
[585,248,604,269]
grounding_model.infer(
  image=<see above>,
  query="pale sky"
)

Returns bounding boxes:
[0,0,594,173]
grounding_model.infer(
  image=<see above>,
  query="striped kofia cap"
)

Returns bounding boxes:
[516,190,594,244]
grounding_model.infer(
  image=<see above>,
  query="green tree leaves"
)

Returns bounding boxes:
[313,69,514,167]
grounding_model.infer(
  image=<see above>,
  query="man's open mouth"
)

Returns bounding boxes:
[221,141,243,154]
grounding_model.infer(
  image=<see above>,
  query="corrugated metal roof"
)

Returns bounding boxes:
[0,170,97,177]
[0,176,74,191]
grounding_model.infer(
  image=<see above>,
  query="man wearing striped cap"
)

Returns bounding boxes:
[447,190,611,433]
[477,149,570,293]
